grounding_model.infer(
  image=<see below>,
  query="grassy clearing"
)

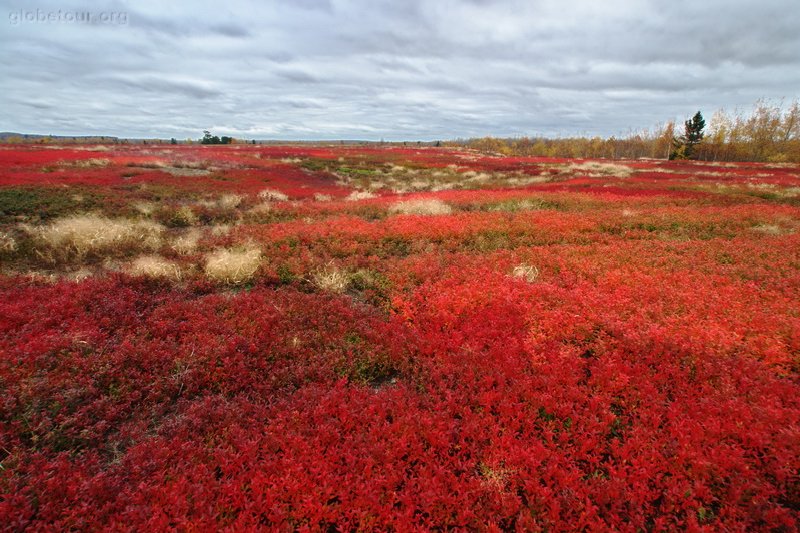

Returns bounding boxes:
[0,187,106,222]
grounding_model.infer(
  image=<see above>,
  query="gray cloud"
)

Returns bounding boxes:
[0,0,798,140]
[100,75,223,99]
[275,68,321,84]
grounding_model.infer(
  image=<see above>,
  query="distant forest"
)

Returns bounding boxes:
[4,99,798,164]
[452,99,800,163]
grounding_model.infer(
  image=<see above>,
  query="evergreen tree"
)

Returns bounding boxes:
[670,111,705,160]
[201,130,221,145]
[685,111,705,146]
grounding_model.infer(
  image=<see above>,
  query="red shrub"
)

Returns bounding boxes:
[1,145,799,530]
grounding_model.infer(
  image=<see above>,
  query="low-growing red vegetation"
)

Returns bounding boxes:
[1,144,799,530]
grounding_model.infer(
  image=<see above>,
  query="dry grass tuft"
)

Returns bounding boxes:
[171,228,202,255]
[313,193,333,202]
[72,158,110,168]
[751,224,791,235]
[462,170,492,183]
[477,463,514,490]
[133,201,156,216]
[28,215,164,263]
[0,231,17,253]
[171,205,199,226]
[311,262,351,293]
[430,182,457,192]
[512,263,540,282]
[389,199,452,216]
[489,199,551,212]
[258,189,289,201]
[566,162,633,178]
[197,193,244,210]
[217,194,243,210]
[204,247,262,284]
[247,202,273,215]
[244,204,276,223]
[210,224,232,236]
[66,268,94,282]
[346,190,377,201]
[128,255,182,280]
[160,166,211,177]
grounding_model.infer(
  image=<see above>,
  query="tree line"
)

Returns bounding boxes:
[200,130,233,145]
[452,99,800,163]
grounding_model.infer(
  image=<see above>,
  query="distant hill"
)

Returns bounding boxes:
[0,132,119,142]
[0,133,444,146]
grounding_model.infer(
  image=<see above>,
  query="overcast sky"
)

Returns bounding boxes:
[1,0,798,140]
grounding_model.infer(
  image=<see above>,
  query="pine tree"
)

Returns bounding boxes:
[670,111,705,160]
[201,130,222,145]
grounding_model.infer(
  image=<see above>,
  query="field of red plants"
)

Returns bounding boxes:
[1,143,799,530]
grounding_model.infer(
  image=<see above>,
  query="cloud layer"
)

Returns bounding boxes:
[2,0,799,139]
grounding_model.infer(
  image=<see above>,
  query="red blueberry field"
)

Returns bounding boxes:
[1,143,799,531]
